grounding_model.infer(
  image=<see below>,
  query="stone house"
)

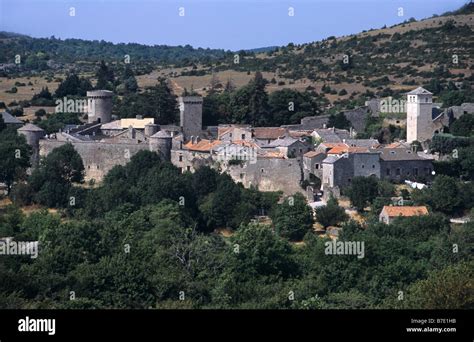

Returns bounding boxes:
[303,151,327,181]
[378,147,434,182]
[379,205,429,224]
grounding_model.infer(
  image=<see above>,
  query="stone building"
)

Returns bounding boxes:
[87,90,113,124]
[265,136,311,159]
[18,123,45,166]
[303,151,326,181]
[322,151,381,191]
[1,111,23,128]
[405,86,473,144]
[179,96,203,140]
[378,146,434,182]
[379,205,428,224]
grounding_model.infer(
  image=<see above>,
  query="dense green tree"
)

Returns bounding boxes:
[315,196,348,228]
[268,88,318,126]
[30,143,84,207]
[327,112,351,130]
[0,128,31,193]
[270,193,313,241]
[347,176,379,211]
[95,60,115,90]
[389,261,474,309]
[55,73,93,97]
[0,114,5,132]
[450,113,474,137]
[412,175,462,215]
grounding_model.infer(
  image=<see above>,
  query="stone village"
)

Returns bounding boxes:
[5,86,473,222]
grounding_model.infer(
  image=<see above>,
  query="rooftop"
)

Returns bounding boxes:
[17,123,44,132]
[1,111,22,125]
[184,139,223,152]
[378,147,428,161]
[252,127,287,140]
[381,206,429,217]
[267,136,300,147]
[304,151,325,158]
[407,87,432,95]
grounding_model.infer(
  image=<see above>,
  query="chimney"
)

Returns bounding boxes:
[190,135,194,144]
[196,136,201,143]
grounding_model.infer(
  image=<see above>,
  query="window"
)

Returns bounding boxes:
[299,149,303,153]
[414,168,418,176]
[179,155,183,162]
[396,168,401,176]
[240,173,245,179]
[241,134,245,140]
[361,164,365,169]
[261,168,264,173]
[348,178,352,183]
[186,166,191,172]
[97,165,100,169]
[315,164,319,169]
[386,168,390,176]
[229,133,232,138]
[372,164,375,169]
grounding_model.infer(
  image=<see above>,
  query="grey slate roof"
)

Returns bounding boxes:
[407,87,432,95]
[378,148,427,161]
[17,123,44,132]
[314,128,351,143]
[1,111,22,124]
[267,136,300,147]
[151,130,171,138]
[322,155,341,164]
[344,139,379,148]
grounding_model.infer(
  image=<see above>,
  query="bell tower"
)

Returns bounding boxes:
[406,87,433,143]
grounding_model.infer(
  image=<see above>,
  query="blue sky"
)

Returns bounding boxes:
[0,0,467,50]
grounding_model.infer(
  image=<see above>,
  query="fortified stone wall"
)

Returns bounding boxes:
[225,158,304,195]
[39,140,150,181]
[170,149,214,173]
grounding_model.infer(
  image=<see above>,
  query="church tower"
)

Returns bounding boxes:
[406,87,433,143]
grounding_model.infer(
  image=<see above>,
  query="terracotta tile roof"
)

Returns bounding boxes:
[184,139,223,152]
[304,151,324,158]
[258,150,286,159]
[382,206,429,217]
[252,127,287,140]
[320,142,347,149]
[288,130,313,138]
[327,145,369,155]
[327,145,348,154]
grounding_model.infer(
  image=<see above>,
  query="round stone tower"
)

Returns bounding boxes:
[149,130,172,161]
[17,123,45,166]
[87,90,113,124]
[144,123,160,137]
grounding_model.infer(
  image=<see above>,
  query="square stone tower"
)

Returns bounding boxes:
[179,96,203,141]
[406,87,433,143]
